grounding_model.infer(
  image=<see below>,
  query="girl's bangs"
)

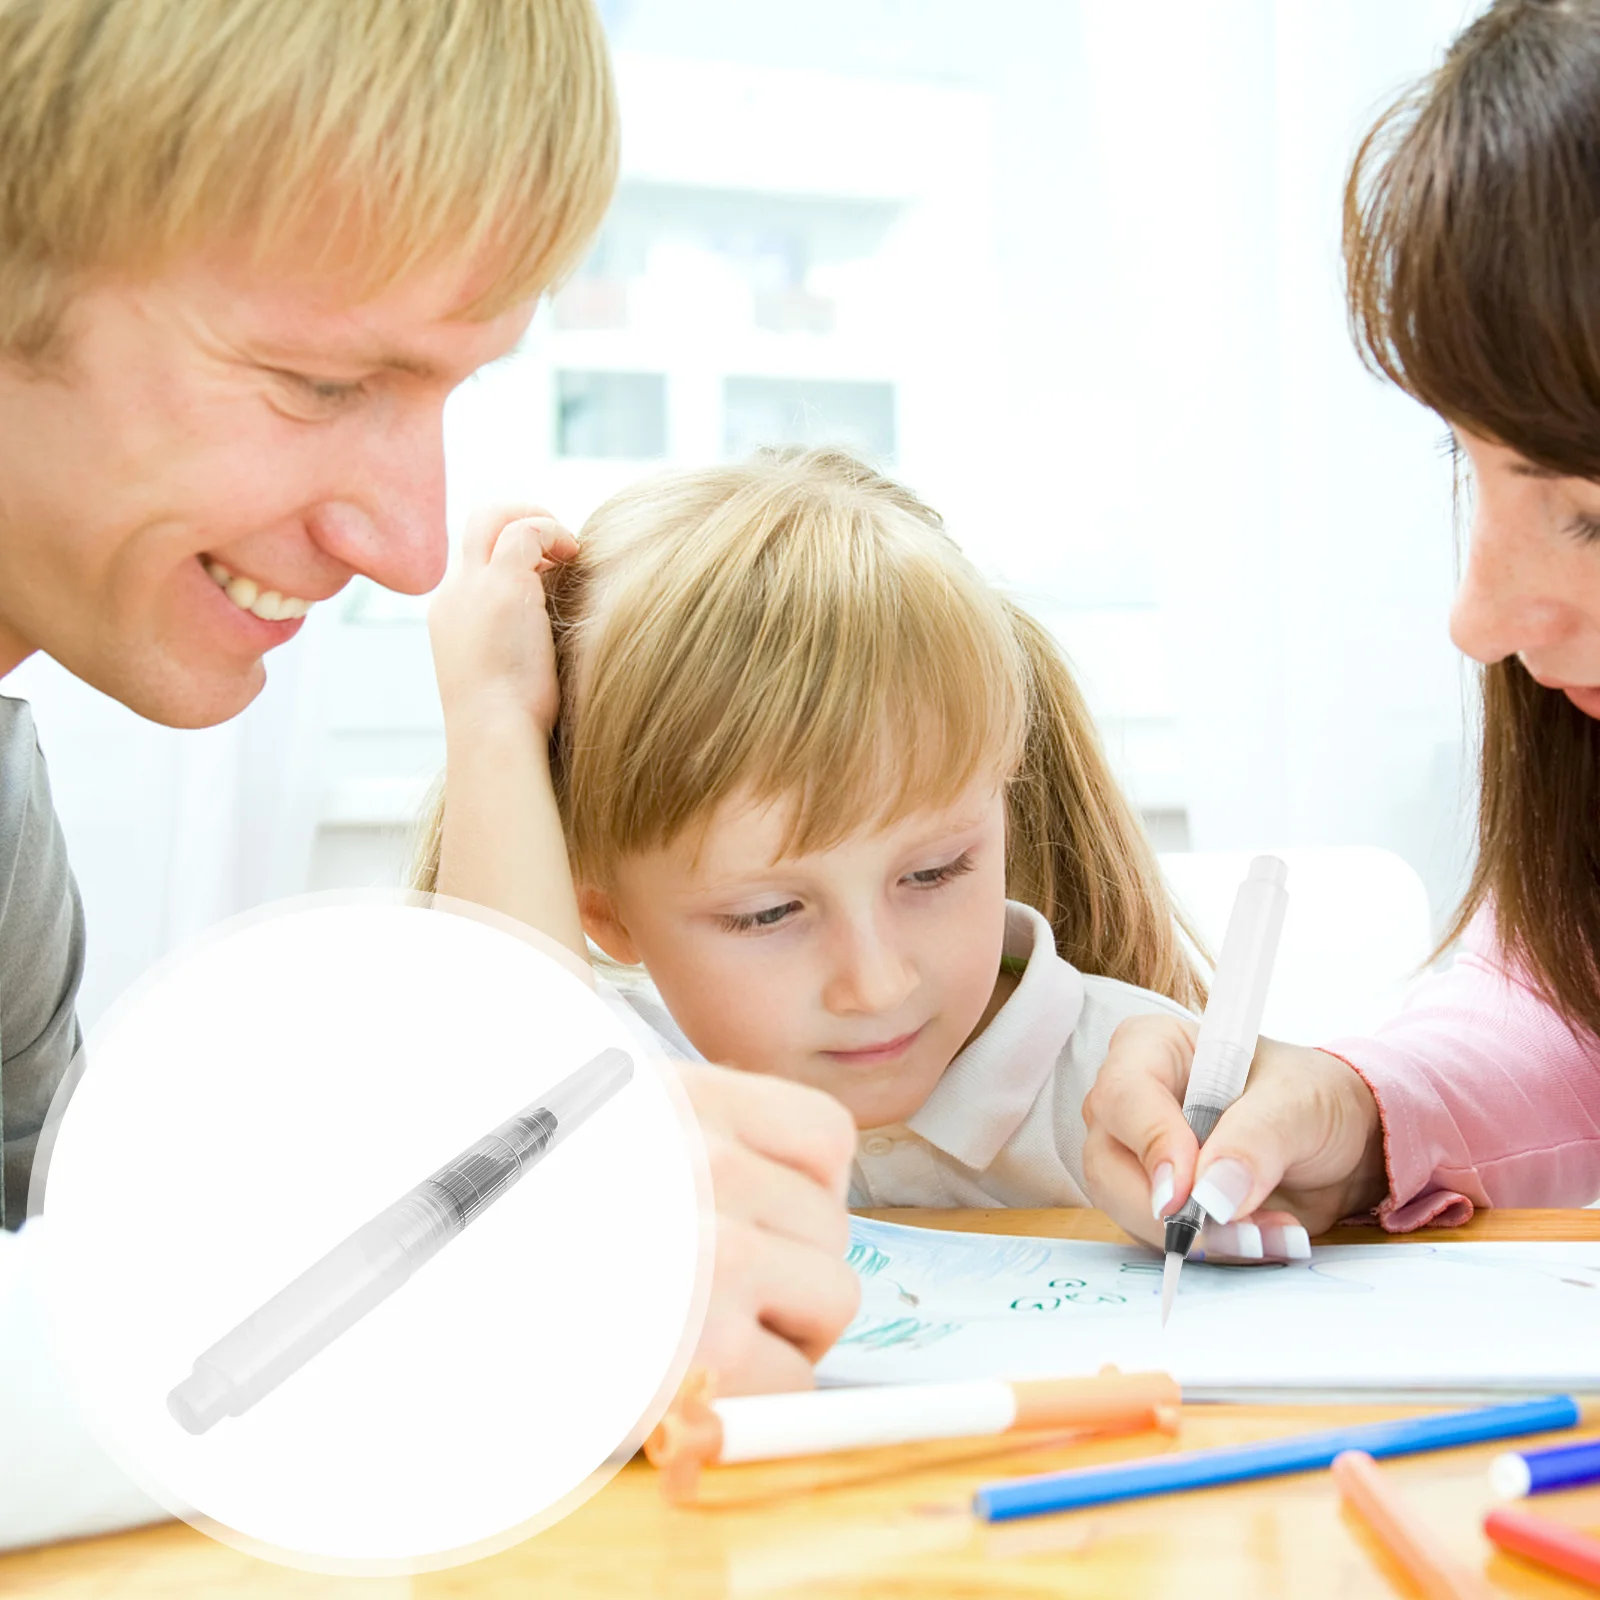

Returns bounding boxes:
[754,664,1025,866]
[563,477,1028,876]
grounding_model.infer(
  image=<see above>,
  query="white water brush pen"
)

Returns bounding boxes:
[1160,855,1288,1325]
[168,1047,633,1434]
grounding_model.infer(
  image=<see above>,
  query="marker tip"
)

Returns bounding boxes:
[1161,1251,1182,1326]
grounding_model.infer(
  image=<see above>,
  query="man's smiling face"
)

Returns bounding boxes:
[0,253,534,726]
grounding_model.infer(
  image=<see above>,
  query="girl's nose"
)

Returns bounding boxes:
[822,924,918,1018]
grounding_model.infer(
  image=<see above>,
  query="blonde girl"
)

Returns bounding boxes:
[422,450,1287,1234]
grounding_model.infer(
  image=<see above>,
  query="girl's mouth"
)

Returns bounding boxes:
[823,1025,925,1066]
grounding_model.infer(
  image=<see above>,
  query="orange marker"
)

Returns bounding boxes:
[646,1366,1181,1503]
[1485,1506,1600,1590]
[1332,1450,1494,1600]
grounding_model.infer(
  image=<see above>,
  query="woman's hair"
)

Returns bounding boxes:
[0,0,617,360]
[414,449,1206,1008]
[1344,0,1600,1038]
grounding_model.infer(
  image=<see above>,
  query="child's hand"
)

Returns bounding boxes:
[428,504,579,737]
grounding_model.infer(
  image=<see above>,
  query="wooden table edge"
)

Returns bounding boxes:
[1,1209,1594,1596]
[855,1206,1600,1244]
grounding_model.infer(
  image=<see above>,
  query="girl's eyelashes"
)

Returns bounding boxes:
[1566,512,1600,546]
[714,851,980,934]
[905,850,977,889]
[717,900,801,933]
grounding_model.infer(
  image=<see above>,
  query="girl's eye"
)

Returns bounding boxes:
[718,901,800,933]
[905,851,977,888]
[1567,512,1600,546]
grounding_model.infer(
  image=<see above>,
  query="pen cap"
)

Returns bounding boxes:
[1491,1439,1600,1498]
[1490,1453,1533,1499]
[1187,855,1288,1108]
[538,1048,633,1143]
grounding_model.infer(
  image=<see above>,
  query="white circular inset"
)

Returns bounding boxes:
[34,894,711,1573]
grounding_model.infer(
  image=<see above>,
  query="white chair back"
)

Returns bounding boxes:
[1157,848,1433,1043]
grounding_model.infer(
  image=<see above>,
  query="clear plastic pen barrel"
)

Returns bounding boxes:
[168,1047,633,1434]
[1163,858,1287,1260]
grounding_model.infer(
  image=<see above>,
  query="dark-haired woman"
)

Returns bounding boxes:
[1082,0,1600,1249]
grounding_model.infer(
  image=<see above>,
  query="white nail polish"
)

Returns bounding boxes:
[1204,1221,1264,1260]
[1150,1163,1175,1221]
[1232,1223,1264,1259]
[1264,1223,1311,1261]
[1190,1177,1236,1225]
[1190,1158,1253,1225]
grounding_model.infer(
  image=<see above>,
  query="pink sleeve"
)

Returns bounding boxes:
[1321,909,1600,1231]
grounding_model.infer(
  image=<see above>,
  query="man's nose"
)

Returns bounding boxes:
[305,405,450,596]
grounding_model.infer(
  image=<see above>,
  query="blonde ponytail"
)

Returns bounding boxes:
[1003,604,1207,1010]
[409,771,448,895]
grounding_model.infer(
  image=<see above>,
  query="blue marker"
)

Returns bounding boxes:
[1491,1437,1600,1498]
[973,1396,1581,1523]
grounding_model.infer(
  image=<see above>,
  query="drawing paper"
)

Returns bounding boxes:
[816,1218,1600,1400]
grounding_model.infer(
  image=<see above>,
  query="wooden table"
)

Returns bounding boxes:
[4,1209,1597,1599]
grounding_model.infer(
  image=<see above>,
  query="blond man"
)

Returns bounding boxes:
[0,0,856,1404]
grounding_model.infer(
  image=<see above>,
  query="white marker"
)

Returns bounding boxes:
[645,1369,1183,1502]
[1161,856,1288,1324]
[168,1048,633,1433]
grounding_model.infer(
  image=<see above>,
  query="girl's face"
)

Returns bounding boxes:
[1450,427,1600,718]
[580,776,1011,1129]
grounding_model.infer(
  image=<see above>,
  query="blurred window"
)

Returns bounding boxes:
[723,377,896,462]
[556,370,668,459]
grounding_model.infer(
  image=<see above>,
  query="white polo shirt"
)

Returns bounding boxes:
[601,899,1195,1209]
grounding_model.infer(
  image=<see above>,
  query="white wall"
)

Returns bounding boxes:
[10,1,1493,1031]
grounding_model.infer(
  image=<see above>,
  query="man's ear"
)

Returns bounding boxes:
[577,885,642,966]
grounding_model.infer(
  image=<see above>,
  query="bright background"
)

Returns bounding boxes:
[8,0,1482,1030]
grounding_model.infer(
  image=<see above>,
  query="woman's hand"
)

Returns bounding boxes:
[428,504,578,738]
[1081,1014,1391,1249]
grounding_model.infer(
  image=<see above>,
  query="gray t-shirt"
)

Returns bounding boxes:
[0,694,84,1229]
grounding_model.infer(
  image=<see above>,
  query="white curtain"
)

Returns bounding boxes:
[970,0,1481,924]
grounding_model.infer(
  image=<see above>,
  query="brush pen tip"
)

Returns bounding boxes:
[1161,1252,1181,1326]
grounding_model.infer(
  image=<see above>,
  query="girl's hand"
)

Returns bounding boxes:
[1081,1014,1391,1252]
[676,1063,861,1393]
[428,504,579,737]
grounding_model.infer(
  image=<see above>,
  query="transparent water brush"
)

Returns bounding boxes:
[168,1047,633,1434]
[1161,857,1288,1319]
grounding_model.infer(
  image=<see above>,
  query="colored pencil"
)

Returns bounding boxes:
[1485,1506,1600,1590]
[1490,1437,1600,1498]
[972,1395,1581,1523]
[1332,1450,1493,1600]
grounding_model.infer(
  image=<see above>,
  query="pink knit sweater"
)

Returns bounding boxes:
[1323,911,1600,1229]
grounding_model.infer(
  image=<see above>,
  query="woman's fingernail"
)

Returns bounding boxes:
[1190,1159,1254,1225]
[1150,1162,1175,1220]
[1202,1221,1264,1260]
[1261,1222,1312,1261]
